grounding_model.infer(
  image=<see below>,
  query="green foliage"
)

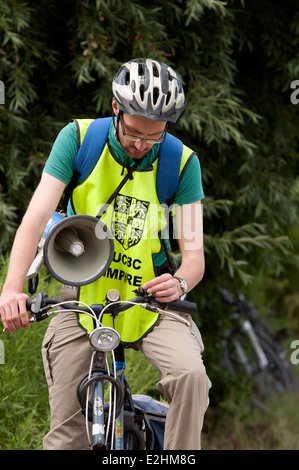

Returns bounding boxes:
[1,0,298,269]
[0,355,49,449]
[202,390,299,450]
[245,179,299,336]
[0,313,51,449]
[0,0,298,443]
[0,264,60,449]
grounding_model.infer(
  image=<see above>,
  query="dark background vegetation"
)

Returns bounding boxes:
[0,0,298,449]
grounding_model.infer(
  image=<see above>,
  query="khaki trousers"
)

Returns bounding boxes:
[42,307,211,450]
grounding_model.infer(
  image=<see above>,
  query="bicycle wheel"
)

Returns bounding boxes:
[102,409,145,450]
[252,318,298,391]
[123,412,145,450]
[223,330,293,410]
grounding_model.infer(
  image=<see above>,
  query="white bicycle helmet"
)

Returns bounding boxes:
[112,58,186,123]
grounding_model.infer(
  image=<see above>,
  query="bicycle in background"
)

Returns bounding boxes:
[221,287,298,410]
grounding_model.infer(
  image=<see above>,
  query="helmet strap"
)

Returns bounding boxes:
[112,109,121,142]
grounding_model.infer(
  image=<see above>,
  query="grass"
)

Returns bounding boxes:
[202,389,299,450]
[0,321,51,449]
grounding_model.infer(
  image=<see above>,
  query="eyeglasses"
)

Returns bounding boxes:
[118,113,167,145]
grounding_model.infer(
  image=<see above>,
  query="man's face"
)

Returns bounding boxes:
[113,101,167,160]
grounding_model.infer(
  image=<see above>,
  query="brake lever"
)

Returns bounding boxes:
[28,292,50,322]
[133,286,152,302]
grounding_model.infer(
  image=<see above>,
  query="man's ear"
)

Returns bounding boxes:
[112,97,119,116]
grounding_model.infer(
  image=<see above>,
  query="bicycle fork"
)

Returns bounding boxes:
[240,320,269,373]
[91,352,107,450]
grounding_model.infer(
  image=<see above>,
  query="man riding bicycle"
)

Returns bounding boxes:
[0,58,211,450]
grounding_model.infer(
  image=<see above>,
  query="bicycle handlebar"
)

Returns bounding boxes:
[25,287,197,324]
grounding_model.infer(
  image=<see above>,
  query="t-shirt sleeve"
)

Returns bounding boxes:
[174,154,204,205]
[43,122,78,184]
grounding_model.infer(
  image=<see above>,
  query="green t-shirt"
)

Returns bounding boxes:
[44,121,204,205]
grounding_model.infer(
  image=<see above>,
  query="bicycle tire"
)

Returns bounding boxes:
[223,330,294,410]
[123,413,145,450]
[251,318,299,391]
[100,404,145,450]
[104,419,145,450]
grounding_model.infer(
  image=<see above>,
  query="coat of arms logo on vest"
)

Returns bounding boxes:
[111,194,150,250]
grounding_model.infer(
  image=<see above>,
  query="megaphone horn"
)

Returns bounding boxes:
[43,213,114,286]
[54,227,85,257]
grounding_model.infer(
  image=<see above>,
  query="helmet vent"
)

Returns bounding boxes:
[138,64,144,76]
[140,84,145,101]
[152,63,159,77]
[166,91,171,106]
[125,71,130,85]
[153,87,159,105]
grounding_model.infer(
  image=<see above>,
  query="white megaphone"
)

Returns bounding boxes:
[27,211,114,286]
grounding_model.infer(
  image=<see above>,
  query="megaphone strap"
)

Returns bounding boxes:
[95,160,140,220]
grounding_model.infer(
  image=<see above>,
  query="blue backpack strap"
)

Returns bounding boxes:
[157,133,183,257]
[62,117,112,212]
[156,133,183,205]
[73,117,112,184]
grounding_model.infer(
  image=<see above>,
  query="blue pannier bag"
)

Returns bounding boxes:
[132,394,169,450]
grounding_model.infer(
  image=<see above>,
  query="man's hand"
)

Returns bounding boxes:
[0,290,29,333]
[142,273,184,303]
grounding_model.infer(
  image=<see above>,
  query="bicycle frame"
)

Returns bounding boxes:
[241,319,268,370]
[91,352,108,448]
[114,361,125,450]
[222,288,268,371]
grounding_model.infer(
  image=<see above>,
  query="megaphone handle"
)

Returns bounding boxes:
[28,275,39,295]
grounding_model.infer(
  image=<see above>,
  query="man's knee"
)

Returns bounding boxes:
[159,364,211,402]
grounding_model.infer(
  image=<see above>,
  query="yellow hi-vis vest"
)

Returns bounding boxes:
[70,119,192,345]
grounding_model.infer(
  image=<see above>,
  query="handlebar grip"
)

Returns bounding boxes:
[26,298,33,311]
[166,300,197,315]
